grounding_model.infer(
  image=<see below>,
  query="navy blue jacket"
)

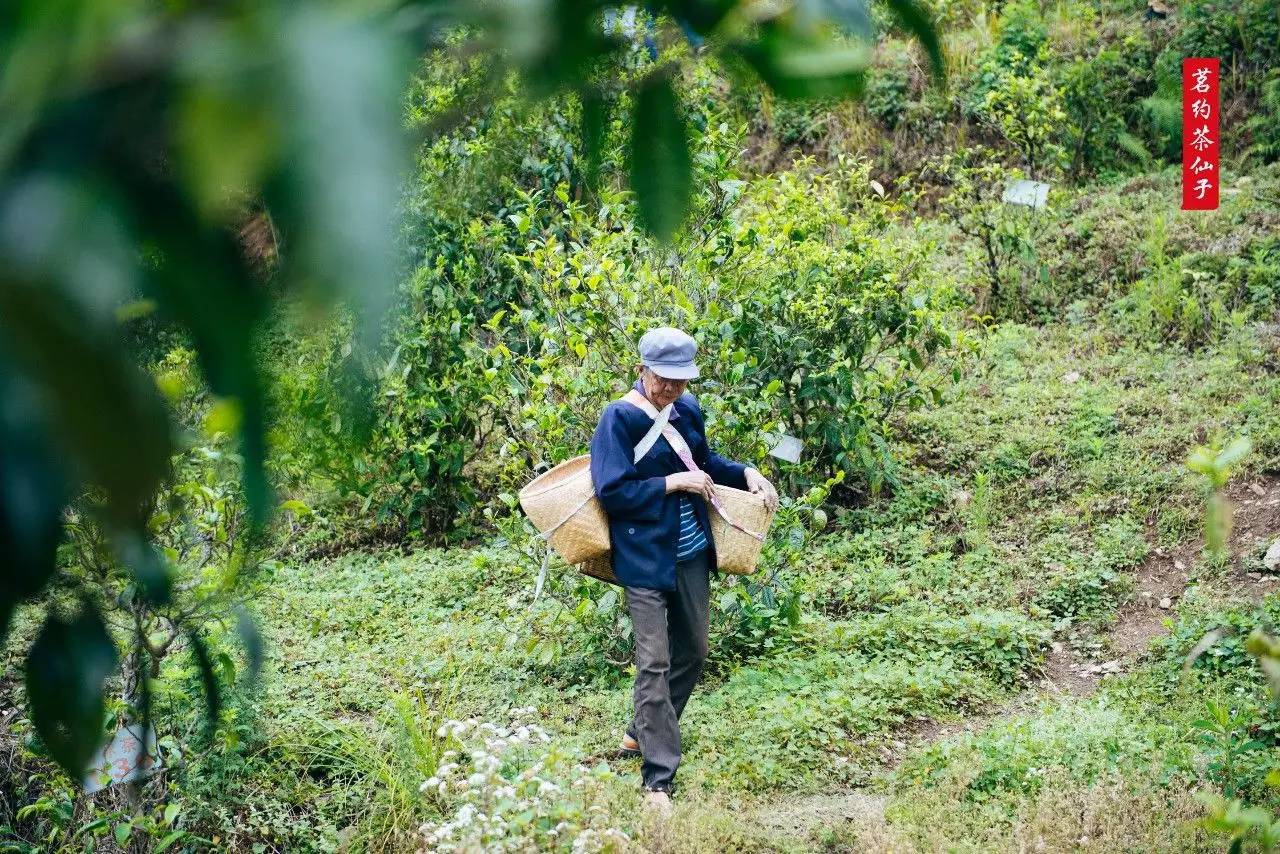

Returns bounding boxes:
[589,392,748,591]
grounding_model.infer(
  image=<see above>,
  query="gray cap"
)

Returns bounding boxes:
[638,327,699,380]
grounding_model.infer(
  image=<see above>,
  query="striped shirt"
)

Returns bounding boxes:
[675,495,708,560]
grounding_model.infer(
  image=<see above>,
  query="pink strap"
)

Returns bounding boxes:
[668,435,765,543]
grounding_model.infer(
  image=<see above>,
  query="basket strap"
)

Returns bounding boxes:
[622,390,764,543]
[631,399,674,463]
[534,547,551,601]
[531,489,598,600]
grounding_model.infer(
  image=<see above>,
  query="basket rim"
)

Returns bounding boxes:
[711,483,774,515]
[712,483,758,498]
[518,455,592,501]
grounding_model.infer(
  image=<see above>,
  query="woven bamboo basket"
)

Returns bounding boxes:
[709,485,775,574]
[519,455,611,566]
[575,554,618,584]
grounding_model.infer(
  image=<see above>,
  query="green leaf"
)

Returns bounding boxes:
[1116,131,1151,164]
[188,631,221,741]
[203,397,243,437]
[176,59,277,219]
[629,74,692,243]
[577,85,607,192]
[279,499,313,519]
[217,651,237,685]
[114,298,158,323]
[76,816,113,836]
[0,363,69,638]
[26,604,119,777]
[880,0,944,81]
[666,0,738,35]
[1217,437,1252,471]
[114,531,173,607]
[0,180,172,529]
[799,0,874,40]
[156,830,186,852]
[271,6,411,344]
[114,823,132,846]
[164,803,182,826]
[733,26,868,101]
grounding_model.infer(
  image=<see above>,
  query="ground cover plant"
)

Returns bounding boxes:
[4,0,1280,851]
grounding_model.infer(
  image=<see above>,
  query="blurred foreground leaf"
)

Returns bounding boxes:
[630,74,692,242]
[26,604,118,777]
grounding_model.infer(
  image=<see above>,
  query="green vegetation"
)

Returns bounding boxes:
[4,0,1280,850]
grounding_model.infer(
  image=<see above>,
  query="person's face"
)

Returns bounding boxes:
[640,367,689,408]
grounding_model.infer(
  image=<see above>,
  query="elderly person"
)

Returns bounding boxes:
[589,327,778,810]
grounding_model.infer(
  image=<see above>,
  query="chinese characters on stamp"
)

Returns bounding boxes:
[1182,58,1220,210]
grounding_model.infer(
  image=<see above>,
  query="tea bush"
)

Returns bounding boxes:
[282,108,960,538]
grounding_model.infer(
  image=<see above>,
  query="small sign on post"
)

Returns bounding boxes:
[766,433,804,464]
[1001,180,1051,209]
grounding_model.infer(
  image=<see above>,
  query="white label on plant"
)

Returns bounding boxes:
[768,433,804,463]
[1002,179,1051,209]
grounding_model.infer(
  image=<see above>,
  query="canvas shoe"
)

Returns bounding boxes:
[643,789,673,815]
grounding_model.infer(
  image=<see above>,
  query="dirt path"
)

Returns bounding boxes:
[754,475,1280,847]
[753,791,889,838]
[1041,474,1280,697]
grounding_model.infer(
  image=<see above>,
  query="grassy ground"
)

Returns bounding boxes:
[4,170,1278,852]
[138,167,1280,852]
[141,305,1280,850]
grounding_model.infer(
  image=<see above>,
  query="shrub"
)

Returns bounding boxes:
[864,51,913,130]
[1059,47,1153,176]
[277,78,960,541]
[979,62,1069,180]
[964,0,1049,117]
[1246,71,1280,165]
[1107,216,1273,347]
[928,147,1052,320]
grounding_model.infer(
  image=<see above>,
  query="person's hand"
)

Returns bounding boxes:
[665,471,714,500]
[744,468,779,512]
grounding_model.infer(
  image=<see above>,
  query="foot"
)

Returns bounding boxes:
[644,789,672,815]
[620,733,640,756]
